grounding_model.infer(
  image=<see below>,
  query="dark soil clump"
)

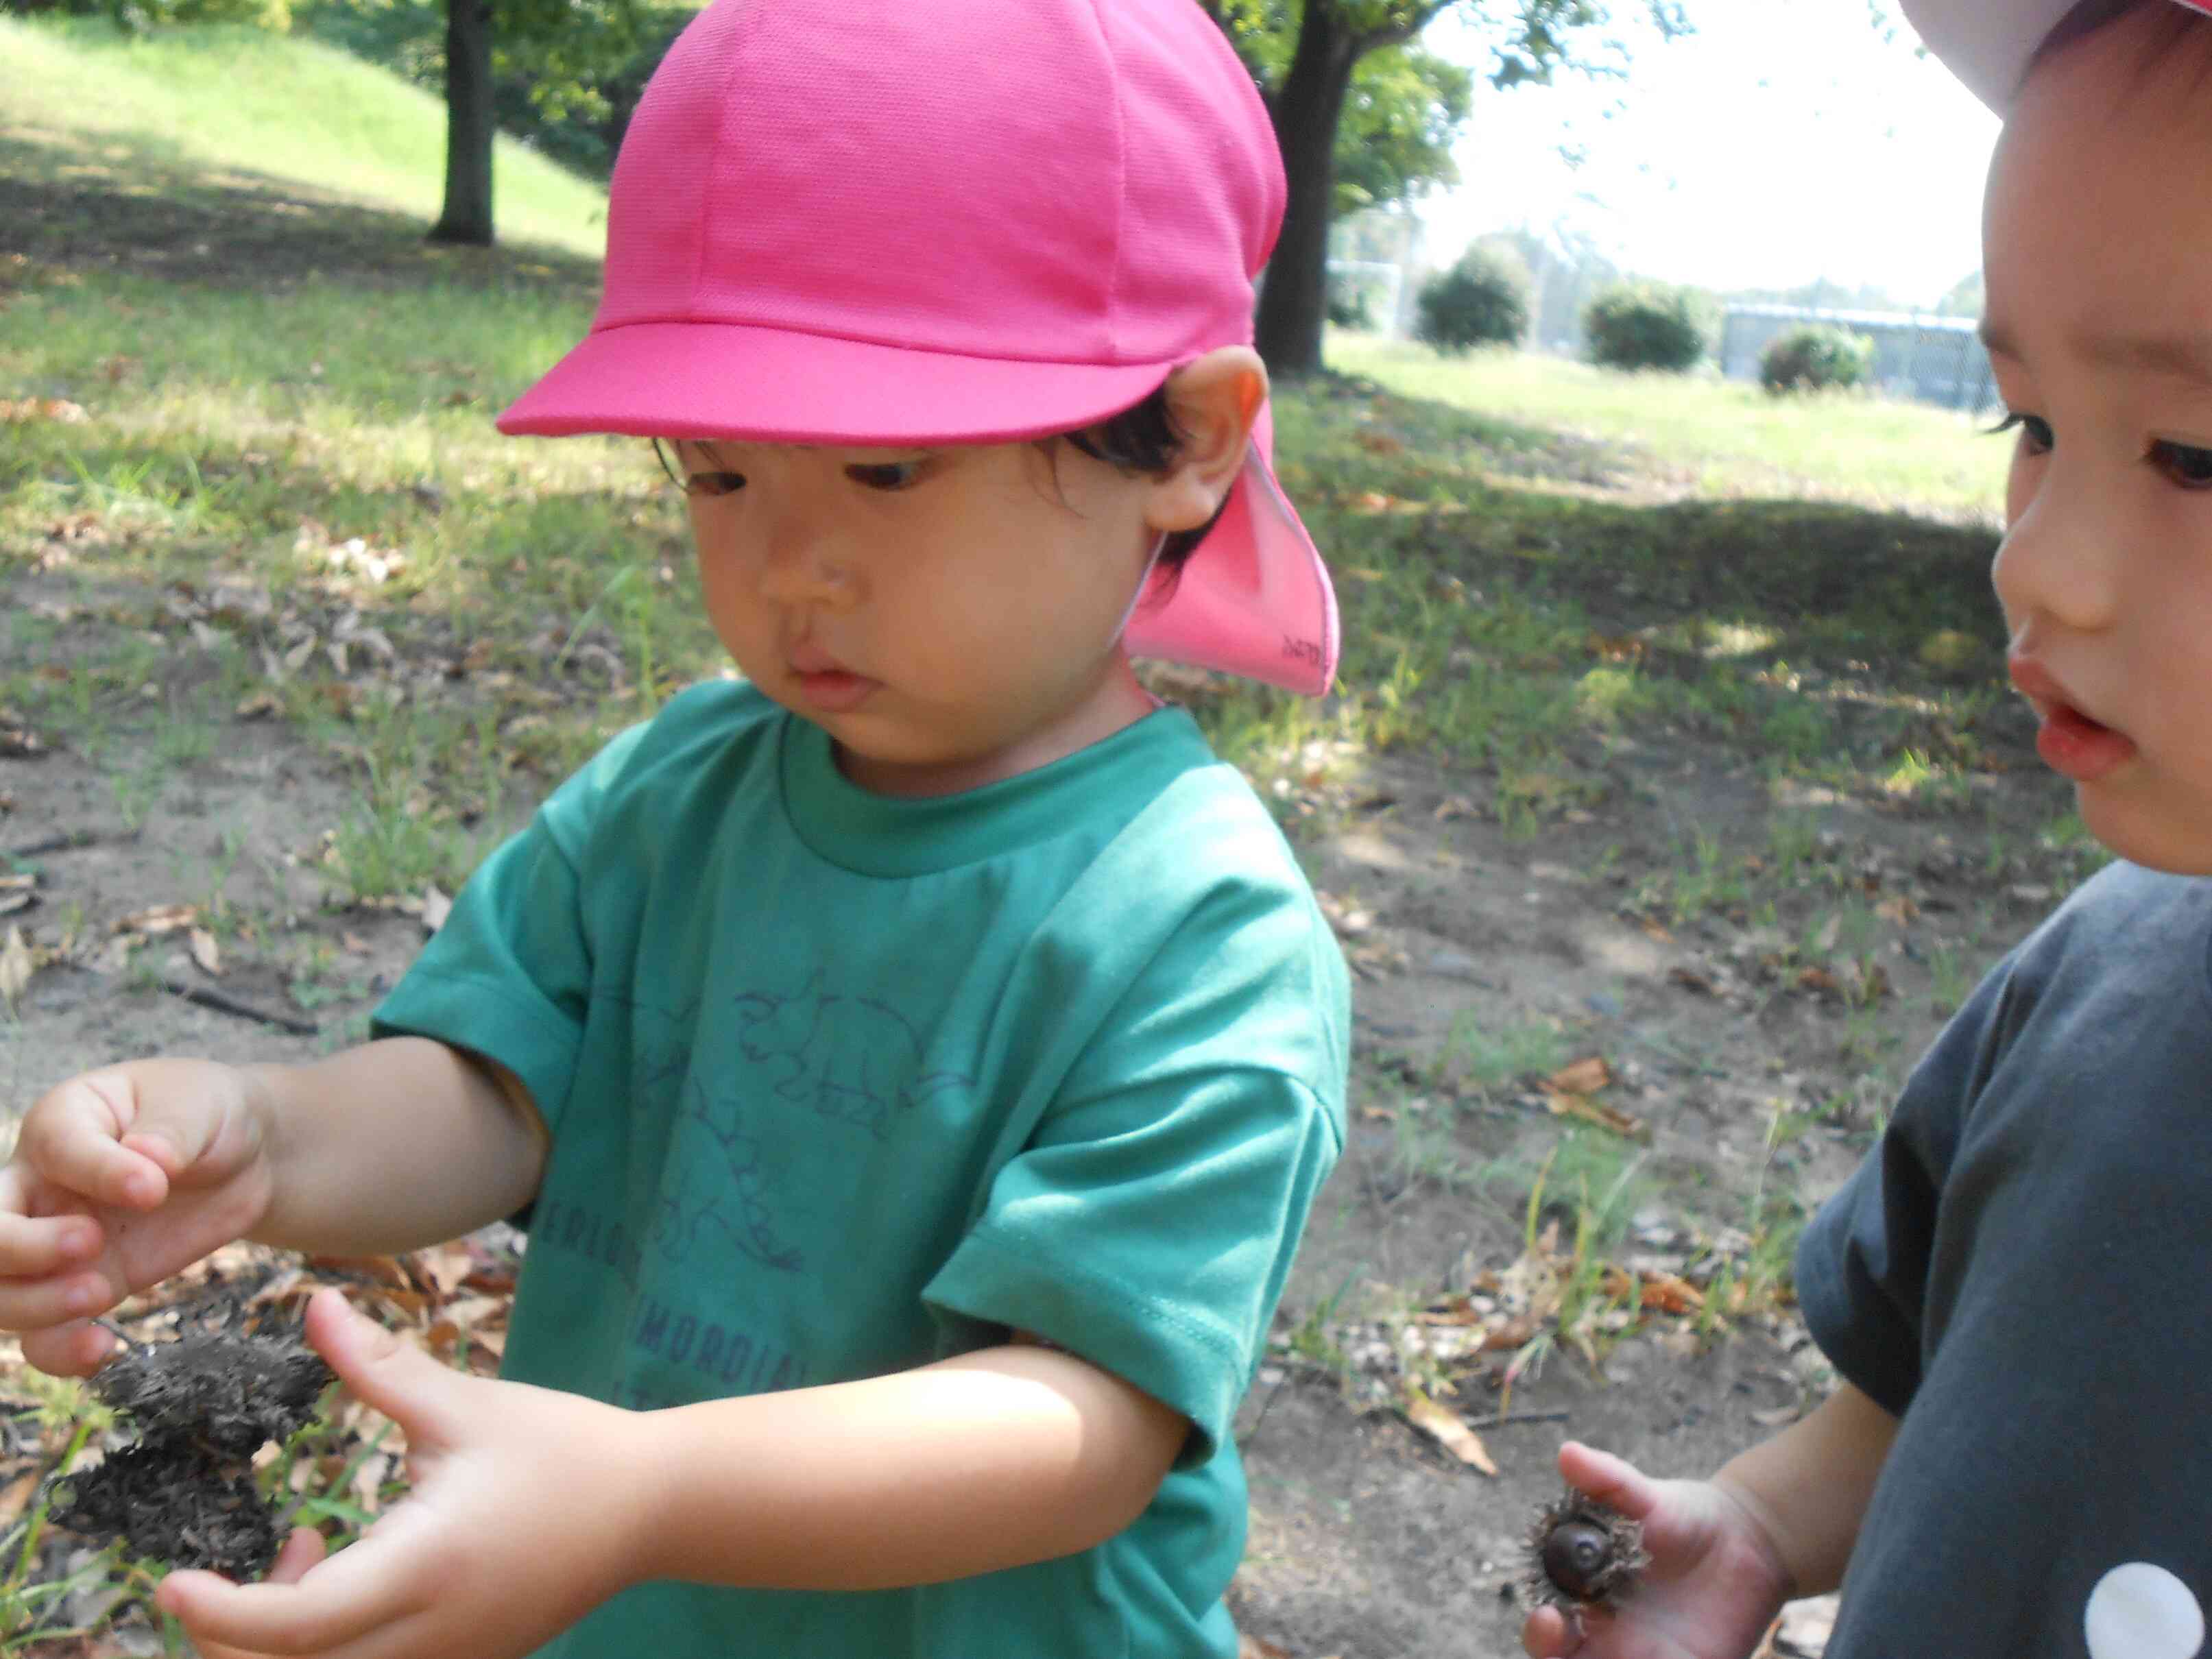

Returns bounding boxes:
[49,1329,335,1577]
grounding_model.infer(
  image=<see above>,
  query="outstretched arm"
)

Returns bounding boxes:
[159,1292,1187,1659]
[1522,1381,1898,1659]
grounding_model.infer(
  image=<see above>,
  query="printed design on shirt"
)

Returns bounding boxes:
[612,991,806,1277]
[2084,1562,2204,1659]
[731,973,973,1141]
[651,1072,805,1274]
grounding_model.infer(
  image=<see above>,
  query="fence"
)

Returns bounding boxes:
[1718,304,1997,413]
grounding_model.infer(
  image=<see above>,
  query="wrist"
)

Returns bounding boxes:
[610,1396,677,1588]
[233,1062,297,1240]
[1708,1470,1801,1606]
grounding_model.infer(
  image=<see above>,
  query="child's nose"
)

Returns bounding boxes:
[755,529,856,607]
[1992,472,2123,638]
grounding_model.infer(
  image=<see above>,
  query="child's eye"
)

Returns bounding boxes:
[686,470,747,498]
[845,461,927,492]
[1989,411,2054,455]
[2150,440,2212,489]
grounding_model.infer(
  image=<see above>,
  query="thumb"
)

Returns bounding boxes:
[305,1288,467,1445]
[1556,1440,1663,1523]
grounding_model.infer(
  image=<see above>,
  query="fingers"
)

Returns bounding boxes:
[306,1289,466,1446]
[158,1515,427,1656]
[19,1319,119,1379]
[18,1071,174,1211]
[267,1526,330,1584]
[0,1170,102,1279]
[1556,1440,1663,1523]
[1521,1604,1578,1657]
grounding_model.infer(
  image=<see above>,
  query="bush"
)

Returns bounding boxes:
[1326,272,1376,332]
[1583,282,1709,373]
[1415,249,1530,354]
[1759,325,1875,395]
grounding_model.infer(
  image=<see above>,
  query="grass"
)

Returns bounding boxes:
[1330,332,2012,522]
[0,15,608,261]
[0,14,2088,1639]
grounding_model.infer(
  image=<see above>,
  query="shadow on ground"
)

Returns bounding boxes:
[0,124,601,295]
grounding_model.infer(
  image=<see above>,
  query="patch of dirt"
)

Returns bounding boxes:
[0,607,2080,1656]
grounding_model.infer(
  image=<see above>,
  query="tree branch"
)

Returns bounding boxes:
[1349,0,1456,57]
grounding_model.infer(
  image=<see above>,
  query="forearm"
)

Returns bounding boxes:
[1712,1378,1898,1599]
[244,1037,546,1255]
[630,1344,1186,1591]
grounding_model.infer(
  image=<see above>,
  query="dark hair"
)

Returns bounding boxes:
[2028,0,2212,84]
[1055,381,1231,579]
[654,380,1234,581]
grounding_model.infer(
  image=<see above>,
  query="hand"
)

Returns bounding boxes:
[1520,1442,1793,1659]
[0,1060,276,1375]
[156,1289,654,1659]
[189,1528,329,1659]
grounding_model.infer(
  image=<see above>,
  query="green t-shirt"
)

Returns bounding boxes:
[372,680,1349,1658]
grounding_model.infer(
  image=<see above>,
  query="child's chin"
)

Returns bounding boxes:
[2077,792,2212,876]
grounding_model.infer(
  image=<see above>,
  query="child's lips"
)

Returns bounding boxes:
[2008,658,2137,783]
[786,646,878,712]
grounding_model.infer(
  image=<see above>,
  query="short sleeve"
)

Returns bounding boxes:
[1792,947,2029,1418]
[370,723,649,1134]
[922,1063,1339,1468]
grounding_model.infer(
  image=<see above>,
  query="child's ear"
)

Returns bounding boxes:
[1145,346,1269,533]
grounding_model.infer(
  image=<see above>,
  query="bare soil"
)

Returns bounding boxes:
[0,642,2078,1656]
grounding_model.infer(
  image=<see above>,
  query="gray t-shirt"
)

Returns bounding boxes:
[1798,862,2212,1659]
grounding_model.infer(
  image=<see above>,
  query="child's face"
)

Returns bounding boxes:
[675,435,1175,797]
[1984,8,2212,873]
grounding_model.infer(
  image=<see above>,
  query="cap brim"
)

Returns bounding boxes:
[501,322,1339,698]
[498,319,1173,446]
[1900,0,2205,109]
[1126,407,1338,697]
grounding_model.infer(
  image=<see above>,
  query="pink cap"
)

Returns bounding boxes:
[1903,0,2212,109]
[500,0,1338,696]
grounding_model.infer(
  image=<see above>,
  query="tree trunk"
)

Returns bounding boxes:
[1253,3,1358,380]
[429,0,495,246]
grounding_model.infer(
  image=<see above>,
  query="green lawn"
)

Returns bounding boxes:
[1330,332,2012,522]
[0,14,608,258]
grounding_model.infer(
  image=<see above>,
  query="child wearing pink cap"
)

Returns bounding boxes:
[1521,4,2212,1658]
[0,4,1349,1656]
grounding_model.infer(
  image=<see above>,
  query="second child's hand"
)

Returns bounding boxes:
[1520,1443,1792,1659]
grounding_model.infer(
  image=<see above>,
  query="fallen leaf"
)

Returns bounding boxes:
[1667,965,1714,994]
[1400,1386,1498,1475]
[420,885,453,933]
[0,926,32,1008]
[187,926,222,977]
[113,903,199,937]
[1545,1056,1613,1096]
[1637,1272,1705,1313]
[1542,1089,1646,1140]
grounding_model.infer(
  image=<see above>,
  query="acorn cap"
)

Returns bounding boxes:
[1519,1488,1651,1612]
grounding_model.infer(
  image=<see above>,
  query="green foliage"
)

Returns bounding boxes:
[20,0,291,33]
[1202,1,1684,217]
[1332,45,1474,214]
[1583,280,1710,373]
[1415,247,1530,354]
[1759,325,1874,396]
[1326,269,1376,330]
[299,0,673,178]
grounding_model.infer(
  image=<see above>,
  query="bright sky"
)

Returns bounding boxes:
[1415,1,2001,307]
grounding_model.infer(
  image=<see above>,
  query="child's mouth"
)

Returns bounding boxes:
[793,666,877,713]
[2011,661,2137,783]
